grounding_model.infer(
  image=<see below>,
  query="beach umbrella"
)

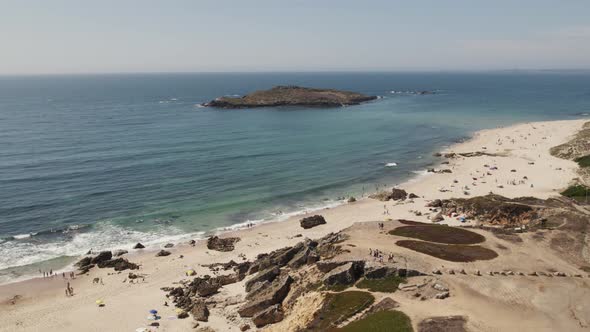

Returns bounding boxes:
[149,309,158,315]
[96,299,104,306]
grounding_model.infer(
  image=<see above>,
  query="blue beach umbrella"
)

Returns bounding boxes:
[149,309,158,315]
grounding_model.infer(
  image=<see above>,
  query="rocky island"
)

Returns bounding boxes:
[203,85,377,108]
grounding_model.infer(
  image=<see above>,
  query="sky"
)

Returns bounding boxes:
[1,0,590,74]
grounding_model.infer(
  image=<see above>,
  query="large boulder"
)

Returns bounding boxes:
[185,277,222,297]
[207,236,240,252]
[245,267,280,292]
[369,188,407,201]
[390,188,408,200]
[300,215,327,229]
[322,261,365,286]
[75,256,92,268]
[96,258,139,271]
[252,304,284,328]
[190,300,209,322]
[369,191,393,201]
[316,260,348,273]
[90,251,112,265]
[239,275,293,317]
[364,264,398,279]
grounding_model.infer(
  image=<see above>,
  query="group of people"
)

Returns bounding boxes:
[369,248,395,263]
[377,222,385,230]
[40,269,75,279]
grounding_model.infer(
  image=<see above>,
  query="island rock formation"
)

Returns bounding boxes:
[203,86,377,108]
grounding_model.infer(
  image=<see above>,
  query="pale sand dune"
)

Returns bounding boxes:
[0,119,587,332]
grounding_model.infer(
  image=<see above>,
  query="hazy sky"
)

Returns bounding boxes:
[2,0,590,74]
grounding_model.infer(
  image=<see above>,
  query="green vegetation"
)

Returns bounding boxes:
[575,155,590,168]
[324,283,351,292]
[337,310,413,332]
[389,225,485,244]
[561,184,590,198]
[308,291,375,331]
[396,240,498,262]
[356,275,406,293]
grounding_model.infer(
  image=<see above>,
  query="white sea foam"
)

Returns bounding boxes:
[385,162,397,167]
[0,222,204,272]
[214,199,345,234]
[12,233,34,240]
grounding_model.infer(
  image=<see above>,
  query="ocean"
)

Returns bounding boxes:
[1,72,589,283]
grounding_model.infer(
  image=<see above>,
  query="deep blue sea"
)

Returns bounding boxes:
[1,72,589,282]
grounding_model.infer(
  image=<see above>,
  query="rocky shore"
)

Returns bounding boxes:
[2,119,590,332]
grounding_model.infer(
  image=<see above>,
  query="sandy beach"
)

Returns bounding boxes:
[1,118,588,332]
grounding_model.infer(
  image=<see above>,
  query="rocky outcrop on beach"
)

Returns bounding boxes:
[203,86,377,108]
[300,215,327,229]
[369,188,408,201]
[207,236,241,252]
[430,194,539,226]
[75,251,139,274]
[439,151,502,158]
[162,230,431,329]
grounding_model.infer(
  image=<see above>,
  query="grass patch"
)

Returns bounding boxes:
[324,283,352,292]
[356,275,406,293]
[389,225,485,244]
[418,316,466,332]
[396,240,498,262]
[561,184,590,198]
[336,310,413,332]
[398,219,427,226]
[307,291,375,331]
[575,155,590,168]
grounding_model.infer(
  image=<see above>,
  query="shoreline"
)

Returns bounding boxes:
[0,118,581,287]
[1,118,587,332]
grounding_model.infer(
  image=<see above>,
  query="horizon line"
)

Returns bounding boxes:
[2,68,590,77]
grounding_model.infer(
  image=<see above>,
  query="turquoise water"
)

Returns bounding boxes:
[0,72,589,281]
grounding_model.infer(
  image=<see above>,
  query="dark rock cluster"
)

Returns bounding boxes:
[369,188,409,201]
[207,236,241,252]
[75,250,139,274]
[300,215,327,229]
